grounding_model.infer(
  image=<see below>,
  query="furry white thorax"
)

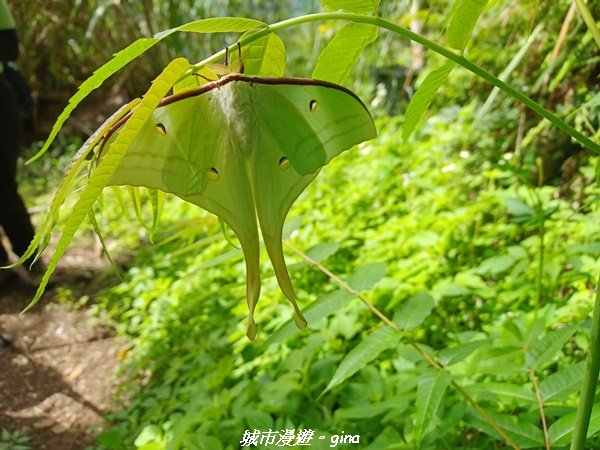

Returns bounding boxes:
[214,80,258,156]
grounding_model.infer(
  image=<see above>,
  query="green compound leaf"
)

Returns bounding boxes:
[9,98,140,269]
[466,409,544,448]
[447,0,490,51]
[29,17,265,162]
[402,61,456,141]
[24,57,191,311]
[312,23,378,84]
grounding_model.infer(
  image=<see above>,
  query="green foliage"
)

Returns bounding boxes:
[0,430,31,450]
[89,111,600,448]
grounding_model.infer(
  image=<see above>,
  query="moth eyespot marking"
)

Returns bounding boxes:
[309,99,318,112]
[279,156,290,170]
[208,167,220,181]
[155,123,167,136]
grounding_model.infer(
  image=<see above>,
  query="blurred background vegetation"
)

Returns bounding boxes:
[5,0,600,449]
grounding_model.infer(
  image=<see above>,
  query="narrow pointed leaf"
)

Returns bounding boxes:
[402,62,456,141]
[9,99,140,268]
[30,17,265,162]
[323,326,400,394]
[446,0,490,51]
[466,382,536,403]
[149,189,165,242]
[525,324,577,370]
[540,361,585,402]
[128,187,144,226]
[312,23,378,84]
[414,369,452,447]
[320,0,380,14]
[548,403,600,446]
[24,57,190,310]
[88,210,121,277]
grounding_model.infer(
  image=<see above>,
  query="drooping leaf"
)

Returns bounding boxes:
[29,17,265,162]
[446,0,490,51]
[24,57,191,310]
[9,98,140,269]
[402,62,456,141]
[393,291,435,332]
[323,326,400,394]
[414,369,452,447]
[312,23,378,84]
[320,0,380,14]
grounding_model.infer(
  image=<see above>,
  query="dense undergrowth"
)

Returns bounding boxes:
[53,106,596,449]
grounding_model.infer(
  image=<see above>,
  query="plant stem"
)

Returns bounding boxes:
[574,0,600,50]
[570,275,600,450]
[530,368,550,450]
[187,12,599,156]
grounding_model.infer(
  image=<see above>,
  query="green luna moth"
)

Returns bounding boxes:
[99,73,376,339]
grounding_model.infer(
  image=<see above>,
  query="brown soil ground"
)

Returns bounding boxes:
[0,243,123,450]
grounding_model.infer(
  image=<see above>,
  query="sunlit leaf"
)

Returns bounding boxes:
[447,0,489,51]
[402,62,456,141]
[320,0,380,14]
[312,23,377,84]
[230,31,286,76]
[267,290,354,344]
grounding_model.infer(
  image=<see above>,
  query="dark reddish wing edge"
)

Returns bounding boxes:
[97,74,371,156]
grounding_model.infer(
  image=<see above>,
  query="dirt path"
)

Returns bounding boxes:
[0,245,122,450]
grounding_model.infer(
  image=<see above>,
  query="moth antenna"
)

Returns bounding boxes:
[193,72,212,83]
[237,42,244,74]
